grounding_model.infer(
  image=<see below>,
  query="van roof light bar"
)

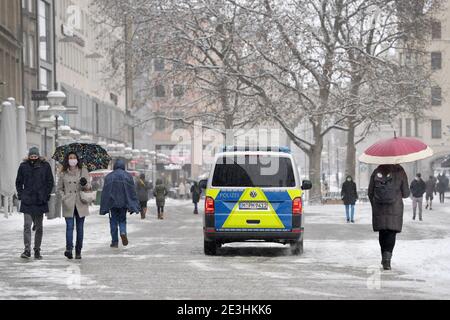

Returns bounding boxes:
[220,146,291,154]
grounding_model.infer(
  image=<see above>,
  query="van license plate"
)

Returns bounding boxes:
[239,202,268,210]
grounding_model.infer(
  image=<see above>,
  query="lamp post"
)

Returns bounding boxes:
[47,91,67,150]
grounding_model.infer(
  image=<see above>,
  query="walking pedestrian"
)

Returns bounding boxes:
[185,181,191,200]
[368,164,410,271]
[153,179,168,220]
[135,173,151,219]
[15,147,54,260]
[341,175,358,223]
[437,173,449,204]
[425,175,437,210]
[58,152,91,260]
[100,159,140,248]
[190,181,202,215]
[410,173,426,221]
[178,181,186,200]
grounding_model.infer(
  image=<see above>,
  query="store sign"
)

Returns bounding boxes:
[32,90,49,101]
[164,164,182,171]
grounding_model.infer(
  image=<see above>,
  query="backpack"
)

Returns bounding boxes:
[373,171,396,204]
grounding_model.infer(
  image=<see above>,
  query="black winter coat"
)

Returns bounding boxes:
[190,184,202,203]
[341,180,358,205]
[368,165,410,233]
[410,179,426,198]
[15,158,54,216]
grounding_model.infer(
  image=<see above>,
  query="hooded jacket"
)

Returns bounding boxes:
[341,176,358,205]
[100,160,140,215]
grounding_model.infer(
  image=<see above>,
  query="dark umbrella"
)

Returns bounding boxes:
[52,143,111,172]
[442,157,450,168]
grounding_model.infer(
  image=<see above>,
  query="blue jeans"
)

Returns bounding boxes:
[110,208,127,244]
[345,205,355,221]
[65,207,85,252]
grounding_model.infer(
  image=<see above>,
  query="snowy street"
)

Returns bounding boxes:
[0,199,449,300]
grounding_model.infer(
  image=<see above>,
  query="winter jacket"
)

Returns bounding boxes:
[153,183,168,207]
[57,166,91,218]
[100,159,140,215]
[437,175,449,193]
[410,178,426,198]
[15,158,54,216]
[190,183,202,203]
[368,165,410,233]
[341,178,358,205]
[135,178,151,202]
[425,178,437,196]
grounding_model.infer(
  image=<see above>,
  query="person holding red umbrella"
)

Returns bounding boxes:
[360,135,433,271]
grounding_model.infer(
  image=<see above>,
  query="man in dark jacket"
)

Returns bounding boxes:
[341,176,358,223]
[15,147,54,260]
[190,181,202,215]
[368,164,410,271]
[425,175,437,210]
[100,159,140,248]
[437,173,449,203]
[410,173,426,221]
[135,173,151,219]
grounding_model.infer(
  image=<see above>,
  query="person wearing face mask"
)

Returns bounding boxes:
[57,152,90,260]
[341,176,358,223]
[15,147,54,260]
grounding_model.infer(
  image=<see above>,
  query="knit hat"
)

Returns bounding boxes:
[28,147,40,157]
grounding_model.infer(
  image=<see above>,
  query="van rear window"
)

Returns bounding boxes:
[212,156,296,188]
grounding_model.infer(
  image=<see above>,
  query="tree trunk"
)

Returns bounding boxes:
[345,121,357,180]
[308,123,324,204]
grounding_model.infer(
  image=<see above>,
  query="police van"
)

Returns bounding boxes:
[200,146,312,256]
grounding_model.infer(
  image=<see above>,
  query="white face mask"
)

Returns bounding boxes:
[69,159,78,167]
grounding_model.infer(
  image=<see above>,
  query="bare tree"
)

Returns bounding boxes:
[93,0,263,135]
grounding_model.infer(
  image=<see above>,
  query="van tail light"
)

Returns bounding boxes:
[205,197,215,215]
[292,198,303,215]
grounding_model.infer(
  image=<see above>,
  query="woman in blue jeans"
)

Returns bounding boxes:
[341,176,358,223]
[57,152,91,259]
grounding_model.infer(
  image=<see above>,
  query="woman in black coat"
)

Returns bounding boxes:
[190,182,202,215]
[341,176,358,223]
[368,164,410,270]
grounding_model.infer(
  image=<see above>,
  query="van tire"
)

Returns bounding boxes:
[290,240,304,255]
[204,240,217,256]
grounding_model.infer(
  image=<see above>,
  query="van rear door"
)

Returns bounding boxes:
[210,154,299,231]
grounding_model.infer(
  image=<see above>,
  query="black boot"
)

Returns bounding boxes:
[21,250,31,259]
[75,251,82,260]
[34,249,43,260]
[64,250,73,260]
[382,251,392,270]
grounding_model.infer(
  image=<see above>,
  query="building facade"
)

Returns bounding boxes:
[0,0,22,103]
[54,0,131,145]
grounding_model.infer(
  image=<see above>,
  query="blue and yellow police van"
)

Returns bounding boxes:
[200,146,312,256]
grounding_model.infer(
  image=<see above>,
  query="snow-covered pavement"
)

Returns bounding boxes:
[0,198,449,300]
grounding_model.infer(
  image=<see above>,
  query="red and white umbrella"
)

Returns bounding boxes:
[359,136,433,165]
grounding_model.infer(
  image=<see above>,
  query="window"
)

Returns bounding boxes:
[39,67,51,90]
[431,86,442,106]
[39,0,51,62]
[155,112,166,130]
[432,21,441,40]
[154,84,166,98]
[173,84,184,97]
[431,52,442,70]
[154,59,165,71]
[212,156,296,188]
[405,118,412,137]
[23,32,28,67]
[431,120,442,139]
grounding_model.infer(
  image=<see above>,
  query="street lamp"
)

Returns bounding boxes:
[47,90,67,150]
